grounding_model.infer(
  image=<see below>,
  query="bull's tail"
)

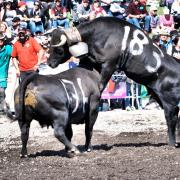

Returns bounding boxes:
[18,73,39,122]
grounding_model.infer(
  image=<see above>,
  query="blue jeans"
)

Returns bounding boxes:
[49,19,69,29]
[128,15,151,32]
[29,21,44,34]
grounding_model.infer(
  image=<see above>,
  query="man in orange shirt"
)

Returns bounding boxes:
[12,27,44,81]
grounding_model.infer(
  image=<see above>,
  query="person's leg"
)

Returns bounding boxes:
[57,19,70,29]
[128,18,141,28]
[20,71,36,83]
[0,87,6,113]
[29,21,36,35]
[144,15,151,32]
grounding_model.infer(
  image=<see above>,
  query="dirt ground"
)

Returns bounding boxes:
[1,109,180,180]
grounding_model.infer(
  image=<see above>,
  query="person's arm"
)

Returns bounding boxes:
[12,57,20,77]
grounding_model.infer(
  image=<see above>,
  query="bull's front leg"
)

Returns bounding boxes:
[85,95,99,152]
[18,120,30,158]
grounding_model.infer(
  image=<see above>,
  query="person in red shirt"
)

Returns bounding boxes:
[12,27,44,81]
[127,0,151,32]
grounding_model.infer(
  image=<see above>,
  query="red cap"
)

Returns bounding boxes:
[18,1,26,7]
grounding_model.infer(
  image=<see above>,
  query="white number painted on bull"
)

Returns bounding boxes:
[146,51,161,73]
[121,26,149,55]
[121,26,161,72]
[61,78,87,114]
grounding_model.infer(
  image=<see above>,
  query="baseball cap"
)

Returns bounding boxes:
[12,17,20,22]
[18,1,26,7]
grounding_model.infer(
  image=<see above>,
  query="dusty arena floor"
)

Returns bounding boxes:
[1,110,180,180]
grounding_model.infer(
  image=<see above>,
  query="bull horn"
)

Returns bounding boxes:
[51,34,67,47]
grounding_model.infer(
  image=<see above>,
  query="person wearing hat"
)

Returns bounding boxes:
[159,7,175,31]
[48,0,69,29]
[77,0,93,23]
[2,1,17,26]
[11,27,44,82]
[126,0,151,33]
[149,5,159,34]
[16,1,30,29]
[0,32,12,114]
[159,28,173,54]
[11,17,21,40]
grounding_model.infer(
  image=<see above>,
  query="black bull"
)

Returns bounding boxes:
[47,17,180,147]
[13,65,101,157]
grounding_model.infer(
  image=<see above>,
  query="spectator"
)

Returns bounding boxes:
[0,21,12,39]
[171,0,180,29]
[16,1,30,29]
[90,0,107,20]
[2,1,17,26]
[11,27,44,82]
[126,0,151,33]
[11,16,21,41]
[159,7,174,31]
[166,0,174,12]
[77,0,92,23]
[110,0,127,20]
[48,0,69,29]
[100,0,113,16]
[29,1,45,35]
[0,32,12,114]
[171,34,180,60]
[149,5,159,34]
[159,28,173,54]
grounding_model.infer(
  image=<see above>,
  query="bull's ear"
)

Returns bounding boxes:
[43,28,57,36]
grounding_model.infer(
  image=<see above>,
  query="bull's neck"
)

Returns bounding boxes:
[77,22,95,42]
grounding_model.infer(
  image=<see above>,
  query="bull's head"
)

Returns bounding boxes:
[47,27,88,68]
[47,28,71,68]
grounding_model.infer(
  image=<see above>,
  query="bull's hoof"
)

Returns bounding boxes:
[20,154,28,158]
[174,143,180,148]
[66,149,80,158]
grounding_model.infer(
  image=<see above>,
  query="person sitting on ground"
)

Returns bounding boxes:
[159,28,173,55]
[110,0,127,20]
[171,34,180,60]
[149,5,159,34]
[16,1,30,29]
[77,0,92,23]
[0,32,12,114]
[126,0,151,33]
[48,0,69,29]
[90,0,107,20]
[159,7,175,31]
[29,1,45,35]
[2,1,17,26]
[11,16,21,42]
[171,0,180,29]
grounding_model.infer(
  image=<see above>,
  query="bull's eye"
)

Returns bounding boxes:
[54,48,64,55]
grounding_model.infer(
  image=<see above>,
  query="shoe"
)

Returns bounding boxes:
[126,106,131,111]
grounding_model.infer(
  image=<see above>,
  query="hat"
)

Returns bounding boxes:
[163,7,169,14]
[12,17,20,22]
[18,27,26,33]
[160,29,170,36]
[150,5,157,11]
[18,1,26,7]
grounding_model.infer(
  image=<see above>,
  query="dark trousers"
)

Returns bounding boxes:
[20,70,37,83]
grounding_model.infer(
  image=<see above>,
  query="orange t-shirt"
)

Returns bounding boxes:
[11,37,42,71]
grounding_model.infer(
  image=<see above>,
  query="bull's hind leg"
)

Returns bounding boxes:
[65,123,73,151]
[164,104,179,147]
[85,95,100,152]
[18,120,31,158]
[53,119,80,157]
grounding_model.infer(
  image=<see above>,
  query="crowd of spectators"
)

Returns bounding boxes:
[0,0,179,113]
